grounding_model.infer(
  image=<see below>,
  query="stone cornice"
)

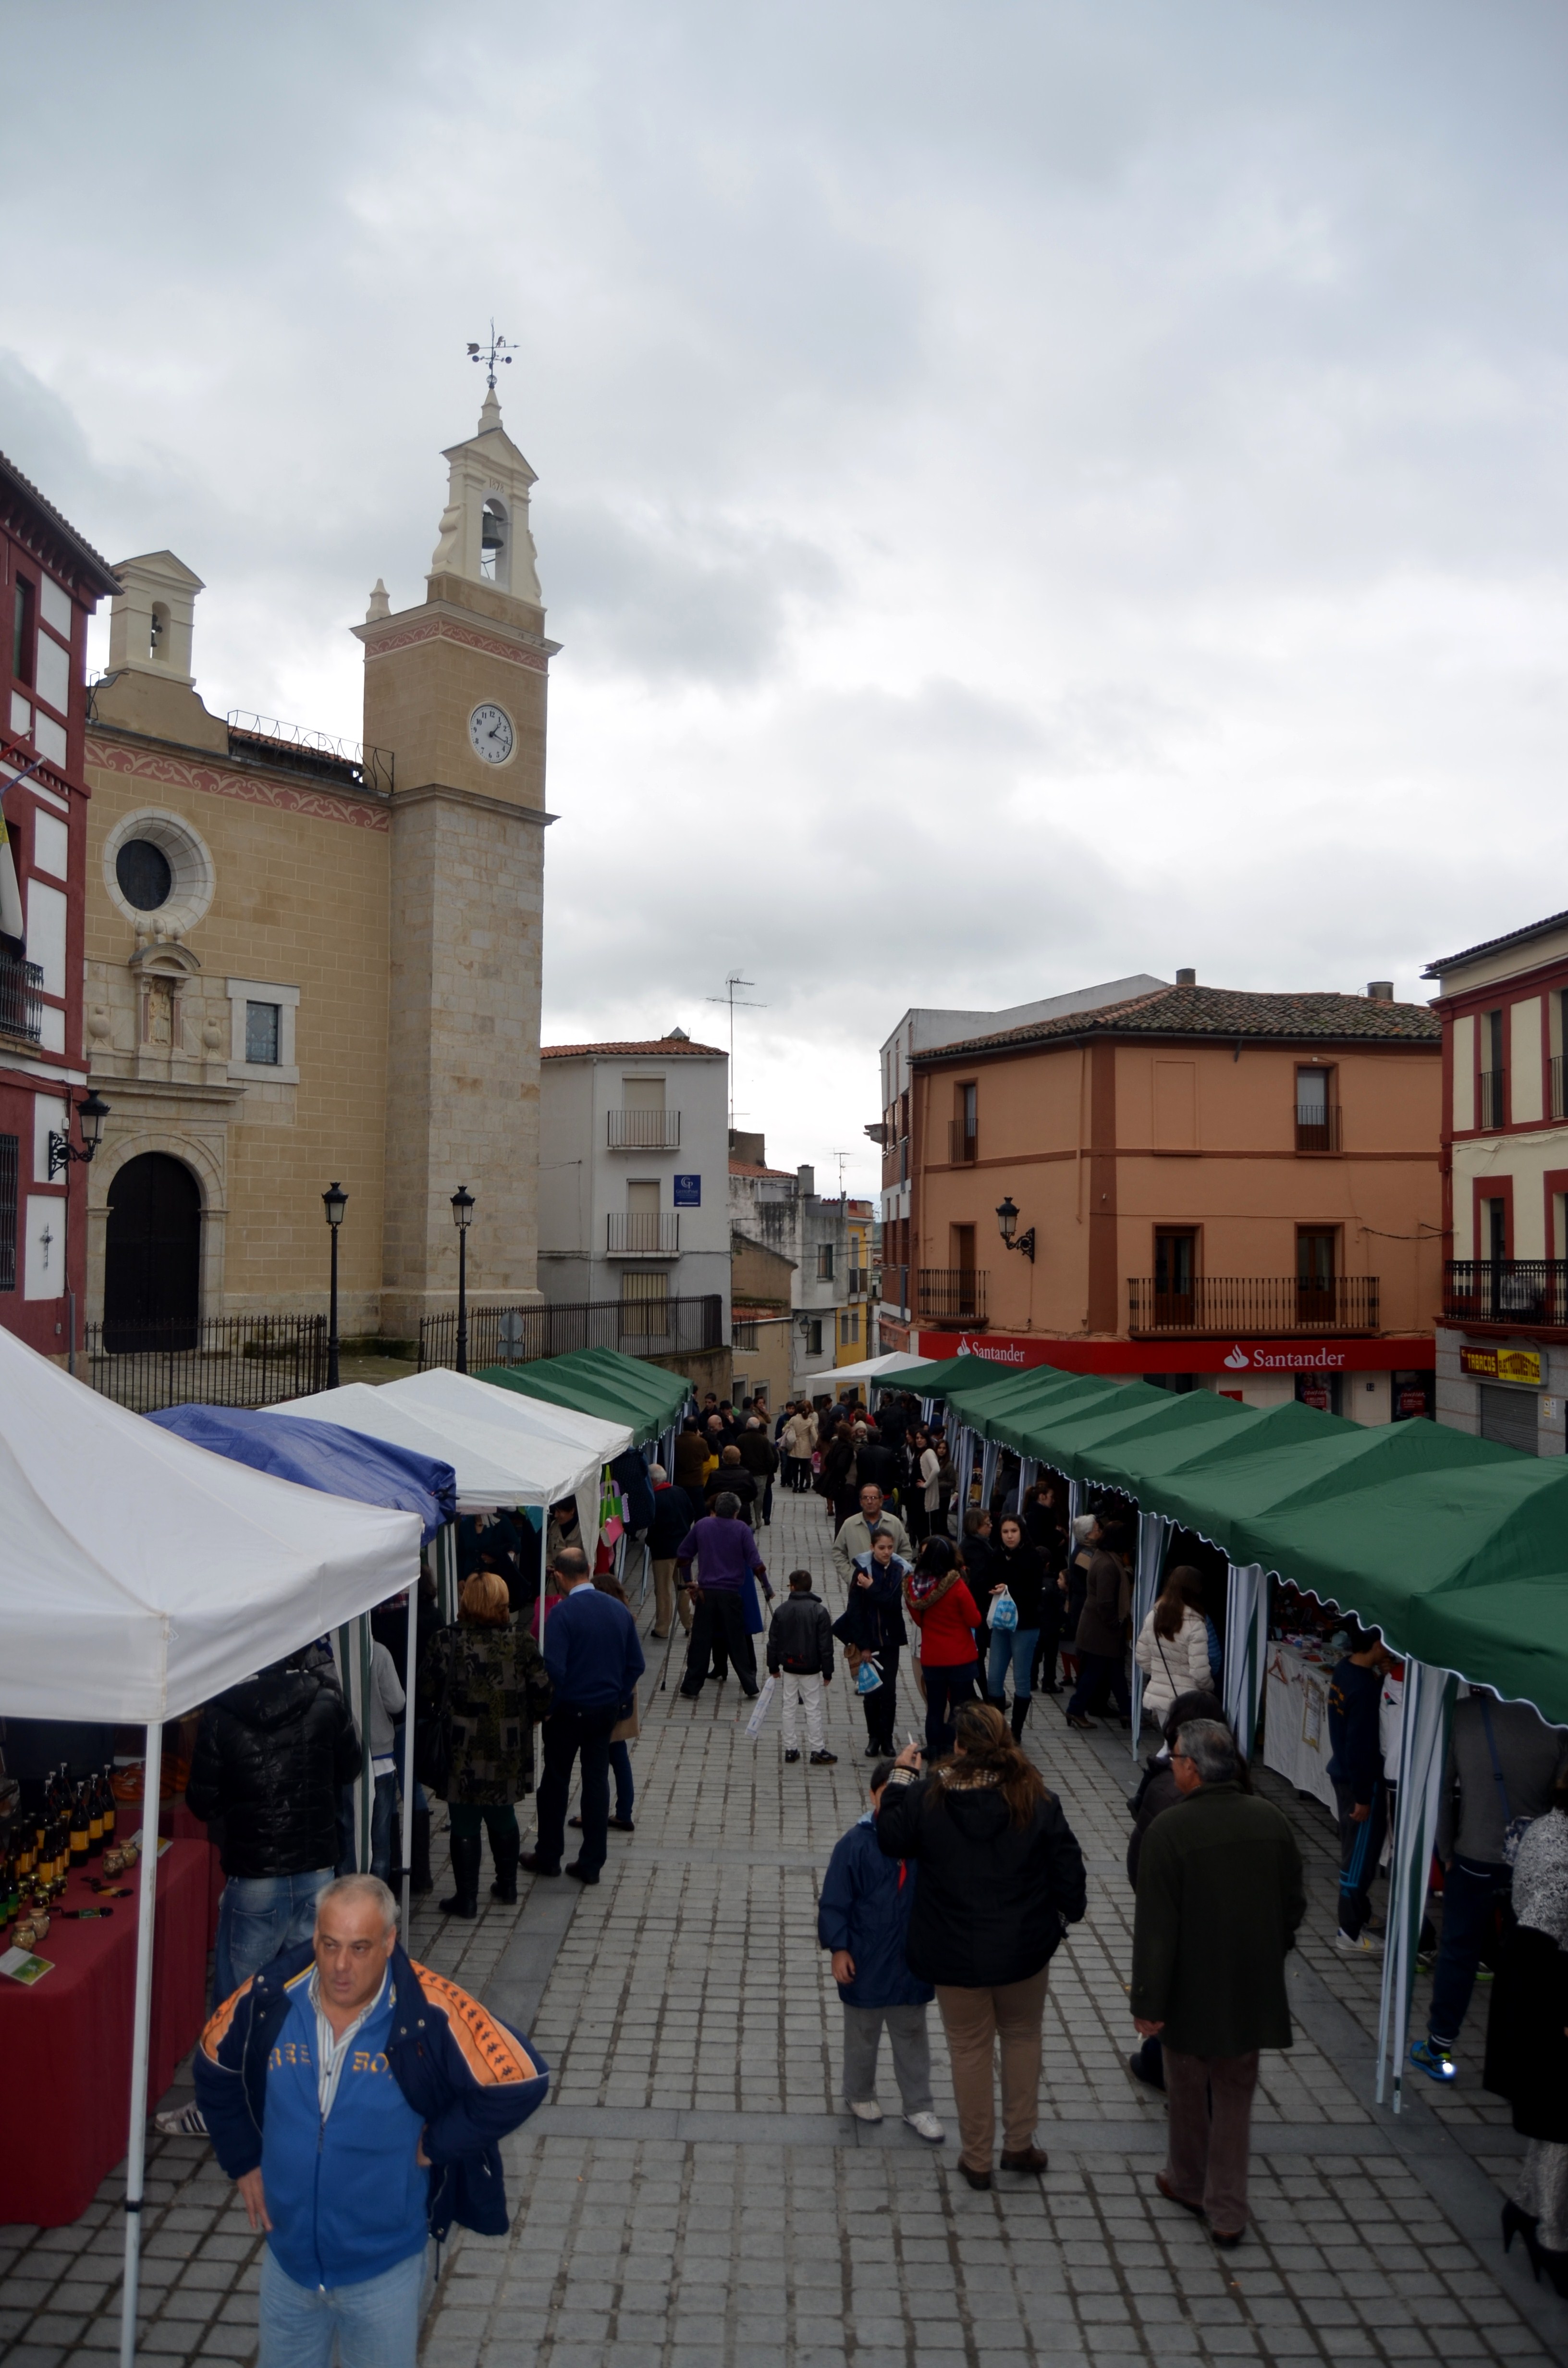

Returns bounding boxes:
[85,729,392,831]
[353,601,560,672]
[391,782,557,827]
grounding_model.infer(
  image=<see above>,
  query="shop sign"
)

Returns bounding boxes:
[917,1330,1433,1375]
[1460,1344,1543,1386]
[673,1174,701,1207]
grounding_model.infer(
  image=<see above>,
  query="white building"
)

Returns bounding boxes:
[538,1031,732,1350]
[729,1135,848,1398]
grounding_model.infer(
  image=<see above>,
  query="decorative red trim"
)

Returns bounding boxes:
[360,612,548,673]
[84,736,391,830]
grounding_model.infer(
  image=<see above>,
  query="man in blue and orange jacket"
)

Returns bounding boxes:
[194,1872,547,2361]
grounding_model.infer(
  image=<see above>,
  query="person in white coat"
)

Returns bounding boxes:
[1135,1569,1216,1726]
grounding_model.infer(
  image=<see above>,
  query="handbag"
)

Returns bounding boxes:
[1480,1699,1534,1865]
[414,1631,457,1795]
[987,1588,1018,1632]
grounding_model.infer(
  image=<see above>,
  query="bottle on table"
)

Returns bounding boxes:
[69,1784,90,1867]
[87,1773,105,1856]
[99,1765,117,1846]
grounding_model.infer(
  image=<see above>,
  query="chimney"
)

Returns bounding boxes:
[797,1164,815,1198]
[1367,981,1394,1002]
[1175,968,1196,987]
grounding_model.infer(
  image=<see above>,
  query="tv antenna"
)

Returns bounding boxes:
[467,322,516,391]
[832,1150,854,1200]
[707,972,765,1133]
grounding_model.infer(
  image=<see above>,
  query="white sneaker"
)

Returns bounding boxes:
[154,2100,208,2138]
[1333,1927,1384,1958]
[904,2111,945,2143]
[848,2099,883,2123]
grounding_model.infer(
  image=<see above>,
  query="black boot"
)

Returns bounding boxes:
[410,1807,433,1895]
[438,1831,481,1919]
[1011,1697,1029,1742]
[489,1826,521,1905]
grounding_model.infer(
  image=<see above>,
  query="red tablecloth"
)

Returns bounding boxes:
[0,1836,211,2227]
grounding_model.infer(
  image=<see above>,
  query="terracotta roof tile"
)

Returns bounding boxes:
[729,1159,795,1179]
[541,1036,726,1059]
[0,449,120,597]
[912,983,1440,1060]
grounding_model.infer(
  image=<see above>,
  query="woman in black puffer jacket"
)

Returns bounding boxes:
[876,1701,1086,2188]
[188,1653,362,2001]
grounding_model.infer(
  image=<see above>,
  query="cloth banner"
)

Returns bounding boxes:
[1223,1562,1269,1754]
[331,1615,374,1876]
[1129,1514,1175,1756]
[1375,1659,1459,2112]
[920,1397,935,1425]
[980,1438,1001,1518]
[433,1520,460,1626]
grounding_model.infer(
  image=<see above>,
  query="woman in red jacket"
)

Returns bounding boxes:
[904,1538,982,1759]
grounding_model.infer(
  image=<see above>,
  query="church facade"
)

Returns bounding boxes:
[80,388,553,1343]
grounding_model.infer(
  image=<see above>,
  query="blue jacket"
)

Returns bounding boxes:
[543,1584,647,1714]
[1327,1658,1383,1803]
[193,1937,548,2249]
[817,1814,933,2010]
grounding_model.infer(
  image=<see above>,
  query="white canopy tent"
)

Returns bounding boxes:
[816,1351,935,1394]
[0,1326,420,2364]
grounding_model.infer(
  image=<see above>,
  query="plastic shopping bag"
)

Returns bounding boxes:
[745,1676,777,1740]
[856,1656,883,1695]
[987,1588,1018,1632]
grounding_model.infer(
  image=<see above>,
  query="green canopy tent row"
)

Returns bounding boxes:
[476,1345,691,1448]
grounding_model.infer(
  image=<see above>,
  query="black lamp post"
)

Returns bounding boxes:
[451,1184,475,1373]
[995,1194,1036,1264]
[48,1086,111,1179]
[322,1182,348,1388]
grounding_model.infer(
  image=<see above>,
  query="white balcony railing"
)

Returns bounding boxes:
[607,1211,680,1256]
[607,1109,681,1149]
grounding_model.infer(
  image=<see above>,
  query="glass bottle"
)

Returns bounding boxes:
[88,1773,104,1855]
[100,1764,117,1846]
[69,1783,90,1866]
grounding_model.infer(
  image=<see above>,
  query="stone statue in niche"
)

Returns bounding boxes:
[143,978,176,1048]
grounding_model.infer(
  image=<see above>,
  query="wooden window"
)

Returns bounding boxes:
[950,1082,978,1163]
[1480,1009,1506,1129]
[1153,1229,1196,1323]
[1297,1227,1338,1322]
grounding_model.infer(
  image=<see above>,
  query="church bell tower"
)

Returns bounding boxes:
[356,378,557,1337]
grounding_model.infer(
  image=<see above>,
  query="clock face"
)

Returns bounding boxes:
[469,703,515,765]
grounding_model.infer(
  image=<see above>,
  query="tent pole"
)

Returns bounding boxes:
[120,1719,165,2368]
[402,1577,419,1933]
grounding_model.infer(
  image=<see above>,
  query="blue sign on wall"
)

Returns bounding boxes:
[673,1173,701,1208]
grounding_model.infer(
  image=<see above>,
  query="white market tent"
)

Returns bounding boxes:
[813,1351,935,1394]
[0,1324,420,2364]
[388,1367,631,1484]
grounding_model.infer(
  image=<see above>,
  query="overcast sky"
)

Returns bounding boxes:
[6,0,1567,1197]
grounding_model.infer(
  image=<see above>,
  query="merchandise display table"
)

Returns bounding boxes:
[1262,1640,1339,1815]
[0,1835,210,2227]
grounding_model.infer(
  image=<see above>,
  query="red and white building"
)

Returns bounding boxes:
[0,453,120,1358]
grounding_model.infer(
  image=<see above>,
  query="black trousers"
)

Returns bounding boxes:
[681,1589,758,1694]
[535,1705,619,1875]
[858,1644,900,1751]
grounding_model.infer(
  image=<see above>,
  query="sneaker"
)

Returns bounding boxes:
[784,1750,801,1763]
[1333,1928,1384,1958]
[905,2111,945,2143]
[810,1750,839,1765]
[849,2099,883,2123]
[1409,2038,1457,2084]
[154,2100,208,2139]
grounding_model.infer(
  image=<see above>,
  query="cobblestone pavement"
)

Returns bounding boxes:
[4,1484,1567,2366]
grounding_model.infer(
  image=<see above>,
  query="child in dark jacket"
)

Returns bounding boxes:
[767,1569,837,1765]
[818,1762,943,2141]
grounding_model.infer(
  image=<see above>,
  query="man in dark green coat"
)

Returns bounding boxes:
[1131,1717,1305,2246]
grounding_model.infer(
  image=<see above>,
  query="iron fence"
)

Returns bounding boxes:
[418,1293,725,1372]
[1444,1259,1568,1328]
[0,950,43,1045]
[1127,1275,1381,1335]
[1294,1103,1342,1154]
[917,1268,988,1324]
[85,1313,328,1413]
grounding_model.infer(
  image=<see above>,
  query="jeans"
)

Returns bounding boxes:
[1332,1778,1387,1939]
[923,1661,978,1758]
[370,1772,399,1885]
[258,2238,429,2368]
[936,1967,1049,2169]
[536,1705,619,1875]
[1429,1856,1514,2047]
[610,1739,635,1823]
[215,1868,334,2004]
[986,1626,1041,1702]
[1067,1651,1130,1721]
[1164,2047,1259,2233]
[842,2002,933,2114]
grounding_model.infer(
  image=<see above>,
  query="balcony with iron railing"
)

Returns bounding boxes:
[606,1108,681,1149]
[1443,1260,1568,1330]
[918,1267,988,1325]
[0,950,44,1046]
[1295,1103,1342,1154]
[947,1121,978,1164]
[1478,1068,1507,1130]
[606,1210,681,1257]
[1127,1275,1381,1335]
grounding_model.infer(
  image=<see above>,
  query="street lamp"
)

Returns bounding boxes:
[995,1194,1036,1264]
[322,1182,348,1388]
[451,1184,475,1373]
[48,1086,110,1179]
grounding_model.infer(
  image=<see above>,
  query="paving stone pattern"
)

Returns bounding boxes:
[2,1483,1565,2366]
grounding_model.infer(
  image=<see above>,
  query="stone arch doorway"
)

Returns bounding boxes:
[103,1152,202,1352]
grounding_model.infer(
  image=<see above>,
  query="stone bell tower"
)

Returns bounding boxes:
[356,383,558,1338]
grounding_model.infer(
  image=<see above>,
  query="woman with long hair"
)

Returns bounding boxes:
[876,1702,1087,2187]
[984,1514,1050,1740]
[904,1538,982,1759]
[1134,1567,1216,1727]
[416,1569,551,1919]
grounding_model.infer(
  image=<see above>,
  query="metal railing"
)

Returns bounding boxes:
[918,1268,988,1324]
[606,1109,681,1149]
[1479,1068,1507,1130]
[85,1313,328,1413]
[0,950,43,1044]
[226,711,394,797]
[734,1320,760,1350]
[948,1122,978,1164]
[418,1292,724,1370]
[1443,1260,1568,1328]
[1127,1275,1381,1334]
[1295,1103,1342,1154]
[607,1210,680,1255]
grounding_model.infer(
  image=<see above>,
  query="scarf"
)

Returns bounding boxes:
[906,1566,960,1614]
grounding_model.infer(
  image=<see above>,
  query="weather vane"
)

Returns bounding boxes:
[466,322,515,390]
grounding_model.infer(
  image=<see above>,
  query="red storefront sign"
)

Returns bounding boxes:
[913,1330,1433,1375]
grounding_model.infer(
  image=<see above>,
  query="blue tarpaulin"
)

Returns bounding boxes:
[145,1405,456,1545]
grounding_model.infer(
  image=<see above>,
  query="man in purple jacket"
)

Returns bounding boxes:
[676,1491,774,1698]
